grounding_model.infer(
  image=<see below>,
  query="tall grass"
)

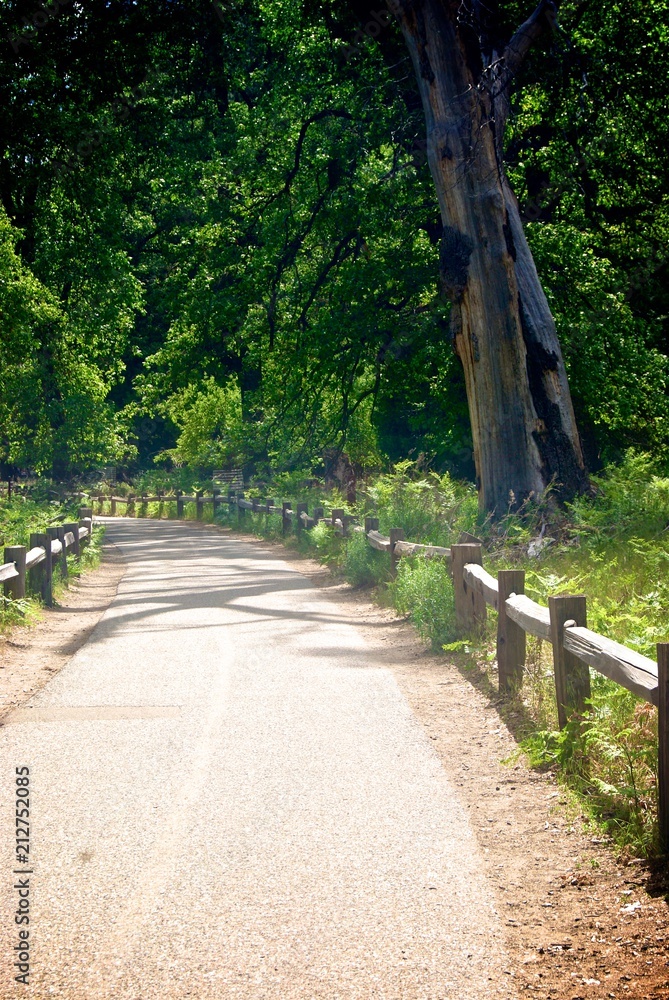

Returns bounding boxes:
[0,496,81,547]
[365,460,479,543]
[391,557,457,649]
[0,492,104,631]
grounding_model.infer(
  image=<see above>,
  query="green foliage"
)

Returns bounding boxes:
[131,468,214,496]
[391,557,457,650]
[0,492,105,630]
[270,470,325,501]
[342,529,389,588]
[0,207,60,471]
[507,0,669,464]
[306,520,344,567]
[520,677,658,853]
[1,0,668,480]
[493,453,669,660]
[0,494,79,547]
[569,451,669,535]
[475,451,669,854]
[159,379,244,469]
[0,595,37,630]
[364,462,479,544]
[0,202,131,473]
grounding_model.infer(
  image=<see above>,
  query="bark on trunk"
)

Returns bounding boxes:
[389,0,588,512]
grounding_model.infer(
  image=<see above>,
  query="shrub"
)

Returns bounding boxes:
[519,676,658,853]
[569,450,669,535]
[364,461,478,545]
[391,557,457,649]
[343,530,389,588]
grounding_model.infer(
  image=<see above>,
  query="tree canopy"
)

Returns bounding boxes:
[0,0,667,489]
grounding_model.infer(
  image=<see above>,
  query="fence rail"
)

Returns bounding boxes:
[1,507,94,607]
[75,490,669,849]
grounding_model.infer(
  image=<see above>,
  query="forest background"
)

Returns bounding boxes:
[1,0,667,486]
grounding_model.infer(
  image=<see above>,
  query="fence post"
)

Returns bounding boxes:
[46,527,60,589]
[497,570,526,693]
[331,508,344,538]
[128,494,135,517]
[28,533,43,594]
[78,506,93,526]
[295,502,308,535]
[237,492,246,528]
[213,489,221,516]
[389,528,405,579]
[451,543,485,631]
[4,546,27,602]
[313,506,323,524]
[176,491,184,518]
[196,491,204,520]
[282,502,291,536]
[33,532,52,606]
[78,519,90,551]
[548,594,590,729]
[459,530,484,545]
[56,526,68,579]
[364,516,379,533]
[64,522,81,560]
[657,643,669,853]
[78,507,93,545]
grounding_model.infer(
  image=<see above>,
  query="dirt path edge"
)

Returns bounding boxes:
[0,542,126,725]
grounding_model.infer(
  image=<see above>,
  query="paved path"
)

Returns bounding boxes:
[1,519,511,998]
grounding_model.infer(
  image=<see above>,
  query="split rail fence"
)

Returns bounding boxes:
[1,507,94,608]
[71,491,669,849]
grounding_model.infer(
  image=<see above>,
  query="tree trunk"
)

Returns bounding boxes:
[390,0,588,512]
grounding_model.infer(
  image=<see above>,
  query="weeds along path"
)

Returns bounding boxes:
[0,517,511,999]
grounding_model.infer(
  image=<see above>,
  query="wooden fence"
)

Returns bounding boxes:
[74,491,669,849]
[0,507,94,608]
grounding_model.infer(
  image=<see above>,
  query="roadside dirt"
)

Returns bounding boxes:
[2,522,669,999]
[372,612,669,1000]
[0,544,126,725]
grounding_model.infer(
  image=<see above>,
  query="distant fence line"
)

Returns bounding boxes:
[1,508,94,608]
[47,491,669,850]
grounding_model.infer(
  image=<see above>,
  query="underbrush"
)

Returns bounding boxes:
[514,673,658,854]
[391,558,457,650]
[0,495,81,547]
[472,451,669,855]
[0,493,104,631]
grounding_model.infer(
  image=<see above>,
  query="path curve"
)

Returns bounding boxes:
[0,518,513,999]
